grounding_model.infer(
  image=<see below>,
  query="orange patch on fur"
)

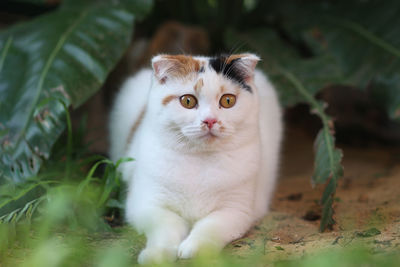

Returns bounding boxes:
[217,86,230,102]
[226,54,248,64]
[162,55,201,77]
[219,85,226,94]
[126,109,145,147]
[194,78,204,92]
[162,95,176,106]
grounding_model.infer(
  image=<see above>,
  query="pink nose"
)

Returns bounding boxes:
[203,118,217,129]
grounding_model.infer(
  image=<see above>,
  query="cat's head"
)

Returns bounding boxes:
[149,53,260,151]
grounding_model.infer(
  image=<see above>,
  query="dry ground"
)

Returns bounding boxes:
[226,123,400,260]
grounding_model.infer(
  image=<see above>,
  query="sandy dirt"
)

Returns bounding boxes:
[227,123,400,260]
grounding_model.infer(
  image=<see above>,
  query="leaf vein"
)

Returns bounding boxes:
[327,16,400,58]
[14,9,90,151]
[0,36,13,74]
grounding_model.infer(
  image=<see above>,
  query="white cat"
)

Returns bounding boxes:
[109,53,282,264]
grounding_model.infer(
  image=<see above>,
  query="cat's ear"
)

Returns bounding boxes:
[152,55,201,83]
[152,55,175,83]
[230,53,260,81]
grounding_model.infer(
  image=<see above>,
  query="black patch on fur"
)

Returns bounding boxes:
[209,54,252,92]
[199,66,205,73]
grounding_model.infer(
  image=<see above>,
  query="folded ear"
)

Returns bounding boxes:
[210,53,260,85]
[152,55,201,83]
[152,55,174,83]
[227,53,260,81]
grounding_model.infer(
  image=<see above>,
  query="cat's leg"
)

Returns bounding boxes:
[177,208,253,259]
[135,207,189,265]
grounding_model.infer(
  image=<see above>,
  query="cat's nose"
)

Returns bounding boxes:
[203,118,218,129]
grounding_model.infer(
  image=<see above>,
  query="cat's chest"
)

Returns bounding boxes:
[130,133,260,218]
[149,148,258,220]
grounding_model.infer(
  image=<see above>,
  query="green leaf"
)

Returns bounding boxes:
[0,180,57,210]
[313,130,343,186]
[273,0,400,120]
[0,0,153,183]
[279,70,344,232]
[106,199,124,209]
[226,29,343,107]
[226,29,344,231]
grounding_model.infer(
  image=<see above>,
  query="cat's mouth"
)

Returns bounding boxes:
[198,133,217,144]
[204,131,217,137]
[199,130,219,141]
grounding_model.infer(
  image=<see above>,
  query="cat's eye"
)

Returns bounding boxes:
[180,94,198,109]
[219,94,236,108]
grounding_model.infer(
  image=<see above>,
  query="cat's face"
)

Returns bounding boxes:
[150,54,260,151]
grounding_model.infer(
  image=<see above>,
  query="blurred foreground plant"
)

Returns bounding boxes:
[0,176,143,267]
[1,0,399,238]
[1,182,400,266]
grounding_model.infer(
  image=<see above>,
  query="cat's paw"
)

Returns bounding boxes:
[138,247,177,265]
[178,237,220,259]
[177,238,200,259]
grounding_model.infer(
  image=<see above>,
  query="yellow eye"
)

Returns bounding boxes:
[180,94,198,109]
[219,94,236,108]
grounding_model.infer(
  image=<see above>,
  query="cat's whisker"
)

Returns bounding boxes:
[181,128,203,134]
[183,132,206,138]
[175,133,191,147]
[182,126,202,131]
[220,128,234,134]
[228,42,246,56]
[182,127,202,132]
[219,131,234,137]
[224,63,236,80]
[177,44,187,55]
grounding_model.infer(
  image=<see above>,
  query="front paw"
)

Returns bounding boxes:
[178,237,220,259]
[177,238,200,259]
[138,247,177,265]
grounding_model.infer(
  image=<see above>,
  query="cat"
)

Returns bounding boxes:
[109,53,282,264]
[72,21,210,155]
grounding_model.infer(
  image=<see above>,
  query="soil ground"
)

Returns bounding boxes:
[226,122,400,260]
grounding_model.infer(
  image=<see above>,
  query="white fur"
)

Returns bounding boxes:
[109,55,282,264]
[109,69,153,163]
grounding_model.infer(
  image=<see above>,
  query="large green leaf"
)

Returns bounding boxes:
[0,0,153,183]
[273,0,400,120]
[226,29,344,106]
[279,69,344,232]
